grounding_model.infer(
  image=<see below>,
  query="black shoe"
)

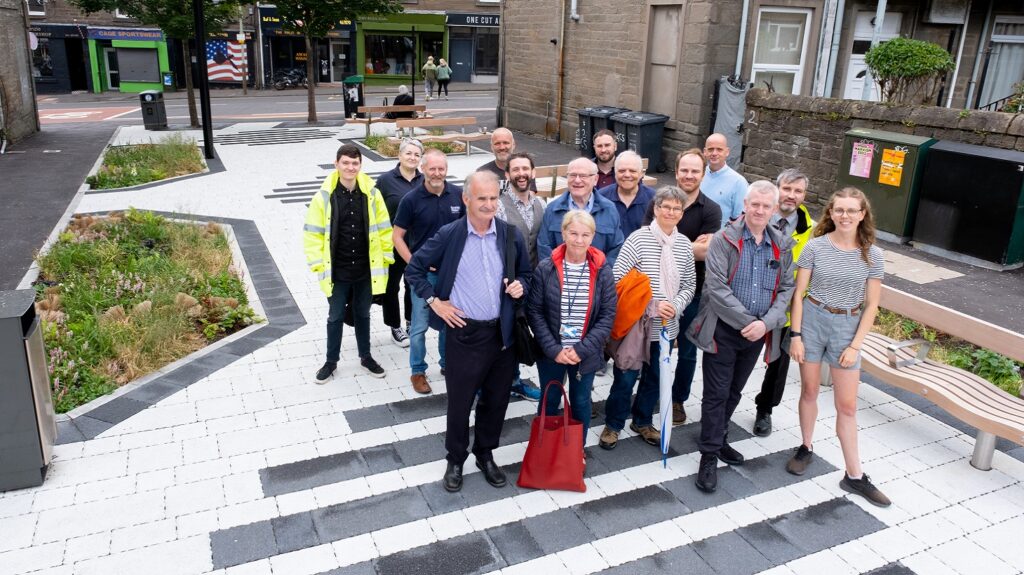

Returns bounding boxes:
[786,444,813,476]
[840,473,892,507]
[360,356,385,378]
[314,362,337,384]
[718,443,745,466]
[695,453,718,493]
[442,462,463,492]
[475,459,507,488]
[753,411,772,437]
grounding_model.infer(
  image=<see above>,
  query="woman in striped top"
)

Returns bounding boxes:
[527,211,618,448]
[786,187,891,507]
[600,186,696,449]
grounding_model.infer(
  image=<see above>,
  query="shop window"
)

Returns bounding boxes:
[751,8,812,95]
[365,34,415,75]
[27,0,45,16]
[474,28,498,75]
[642,4,681,118]
[31,37,54,81]
[421,33,443,64]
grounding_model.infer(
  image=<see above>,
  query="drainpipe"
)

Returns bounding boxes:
[945,0,972,108]
[570,0,580,22]
[554,0,567,142]
[735,0,750,77]
[965,0,993,109]
[823,0,847,98]
[860,0,888,101]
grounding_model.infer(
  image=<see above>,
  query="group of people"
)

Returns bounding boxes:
[303,127,891,507]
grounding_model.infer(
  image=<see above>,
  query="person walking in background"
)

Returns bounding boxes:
[527,211,617,450]
[422,56,438,102]
[599,186,695,450]
[785,187,890,508]
[436,58,453,100]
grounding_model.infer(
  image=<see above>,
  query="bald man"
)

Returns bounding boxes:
[702,133,748,227]
[477,128,517,192]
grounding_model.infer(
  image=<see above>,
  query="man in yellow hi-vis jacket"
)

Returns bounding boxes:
[304,144,394,383]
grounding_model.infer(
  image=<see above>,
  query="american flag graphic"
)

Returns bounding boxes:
[207,39,246,82]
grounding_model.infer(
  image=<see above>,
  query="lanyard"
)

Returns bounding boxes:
[563,261,588,318]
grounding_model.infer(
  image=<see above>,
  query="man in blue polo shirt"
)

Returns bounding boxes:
[598,150,656,239]
[537,157,624,268]
[393,149,464,395]
[702,133,748,227]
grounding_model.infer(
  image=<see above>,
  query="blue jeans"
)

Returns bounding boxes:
[326,280,371,362]
[605,341,666,431]
[536,359,595,447]
[672,294,702,403]
[408,272,446,375]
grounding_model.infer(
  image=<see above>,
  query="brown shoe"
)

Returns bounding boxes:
[410,373,432,394]
[599,426,619,450]
[672,402,687,426]
[630,422,662,447]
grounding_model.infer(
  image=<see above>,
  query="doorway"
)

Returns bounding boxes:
[450,38,472,83]
[66,40,89,91]
[330,41,350,82]
[843,11,902,101]
[103,47,120,90]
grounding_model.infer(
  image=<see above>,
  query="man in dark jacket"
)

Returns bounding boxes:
[406,171,532,493]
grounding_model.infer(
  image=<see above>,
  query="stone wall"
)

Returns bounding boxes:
[741,89,1024,210]
[0,0,39,144]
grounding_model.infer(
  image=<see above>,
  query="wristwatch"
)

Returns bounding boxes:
[425,296,436,306]
[789,331,802,338]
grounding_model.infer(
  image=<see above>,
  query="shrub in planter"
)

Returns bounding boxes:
[864,37,955,105]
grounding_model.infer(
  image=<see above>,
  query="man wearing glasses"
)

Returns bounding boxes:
[537,157,624,268]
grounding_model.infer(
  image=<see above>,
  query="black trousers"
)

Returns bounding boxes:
[698,323,765,454]
[381,258,411,329]
[754,326,790,415]
[444,320,516,464]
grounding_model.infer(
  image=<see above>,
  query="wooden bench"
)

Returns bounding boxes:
[534,158,659,198]
[391,117,490,157]
[860,285,1024,471]
[350,105,428,137]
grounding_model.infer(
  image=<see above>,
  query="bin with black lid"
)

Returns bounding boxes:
[609,111,670,172]
[577,106,629,157]
[343,75,365,118]
[139,90,167,130]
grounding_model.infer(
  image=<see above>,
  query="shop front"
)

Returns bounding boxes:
[29,24,91,94]
[355,13,447,86]
[446,12,499,84]
[259,6,356,85]
[86,27,168,93]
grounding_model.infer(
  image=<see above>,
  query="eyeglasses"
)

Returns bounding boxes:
[658,204,684,213]
[566,173,596,180]
[831,208,863,217]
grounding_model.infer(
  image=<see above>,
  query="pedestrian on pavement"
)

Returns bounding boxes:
[687,180,795,493]
[527,210,617,450]
[422,56,438,102]
[305,144,393,384]
[702,133,748,227]
[374,138,424,348]
[405,170,532,493]
[537,157,625,269]
[599,186,695,451]
[392,148,464,395]
[591,129,618,191]
[785,187,890,507]
[641,149,722,426]
[598,150,656,240]
[752,169,815,437]
[436,58,453,100]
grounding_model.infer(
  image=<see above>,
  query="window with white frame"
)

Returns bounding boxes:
[27,0,45,16]
[751,7,812,95]
[978,15,1024,108]
[115,8,130,18]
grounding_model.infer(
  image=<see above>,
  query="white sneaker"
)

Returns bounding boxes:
[391,327,410,348]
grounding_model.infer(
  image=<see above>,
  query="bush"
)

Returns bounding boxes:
[362,134,465,157]
[1001,81,1024,113]
[86,133,205,189]
[864,37,955,104]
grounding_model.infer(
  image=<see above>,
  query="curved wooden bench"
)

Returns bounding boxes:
[860,286,1024,470]
[393,117,489,156]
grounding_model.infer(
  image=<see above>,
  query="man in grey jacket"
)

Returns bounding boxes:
[686,180,796,493]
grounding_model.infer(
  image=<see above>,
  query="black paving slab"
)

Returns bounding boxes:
[601,545,716,575]
[0,123,116,290]
[210,521,278,570]
[692,530,775,575]
[768,498,885,554]
[868,563,919,575]
[373,533,506,575]
[260,451,369,497]
[272,512,321,554]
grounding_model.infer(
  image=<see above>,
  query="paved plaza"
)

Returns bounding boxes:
[2,122,1023,575]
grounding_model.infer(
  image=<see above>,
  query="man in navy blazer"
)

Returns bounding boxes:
[406,170,532,493]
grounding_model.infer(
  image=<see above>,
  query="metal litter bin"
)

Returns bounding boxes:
[836,128,935,242]
[610,111,670,172]
[0,290,56,492]
[577,106,629,156]
[343,75,365,119]
[139,90,167,130]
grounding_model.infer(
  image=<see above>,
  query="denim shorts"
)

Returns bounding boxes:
[800,297,863,370]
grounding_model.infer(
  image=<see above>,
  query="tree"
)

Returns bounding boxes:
[273,0,402,123]
[70,0,240,127]
[864,37,956,105]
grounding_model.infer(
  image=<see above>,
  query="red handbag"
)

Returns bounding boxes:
[517,381,587,492]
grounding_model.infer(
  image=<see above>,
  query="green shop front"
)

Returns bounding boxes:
[356,13,447,86]
[87,27,169,93]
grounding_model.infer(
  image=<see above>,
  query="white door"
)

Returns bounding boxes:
[103,47,120,91]
[843,11,902,100]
